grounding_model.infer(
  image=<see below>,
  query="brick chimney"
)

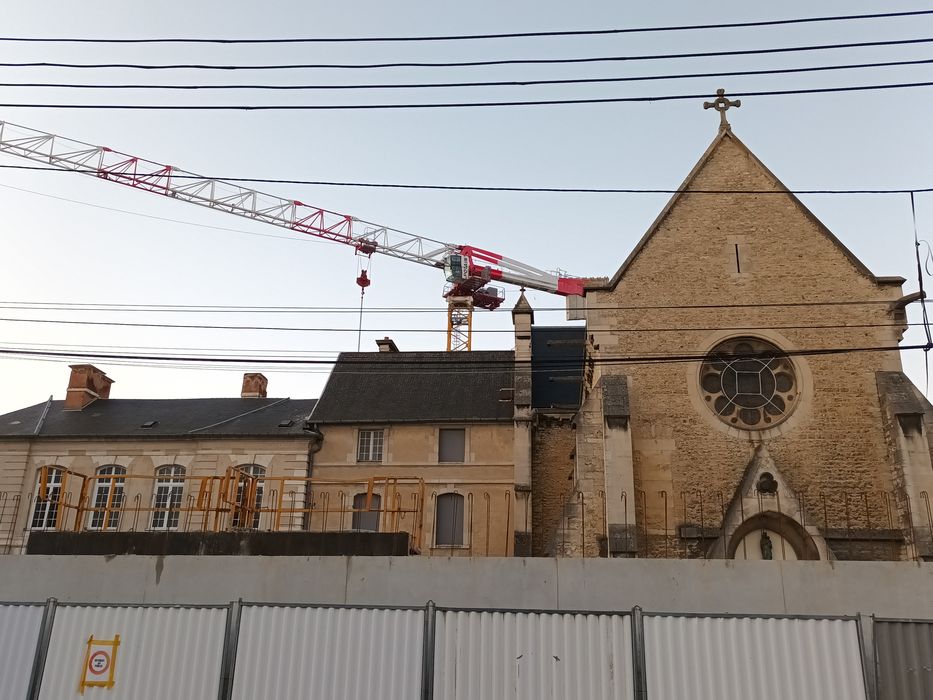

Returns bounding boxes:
[375,336,399,352]
[241,373,268,398]
[65,364,114,410]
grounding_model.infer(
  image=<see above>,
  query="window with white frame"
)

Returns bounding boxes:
[88,465,126,530]
[438,428,466,463]
[357,429,384,462]
[30,466,63,530]
[351,492,381,532]
[232,464,265,529]
[435,492,465,547]
[150,465,185,531]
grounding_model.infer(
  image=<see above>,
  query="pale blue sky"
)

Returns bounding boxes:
[1,1,932,412]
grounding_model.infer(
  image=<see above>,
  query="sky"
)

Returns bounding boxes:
[1,1,932,413]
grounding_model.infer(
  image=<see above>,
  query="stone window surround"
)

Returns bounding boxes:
[433,490,468,549]
[30,465,64,531]
[150,464,186,531]
[26,456,279,532]
[356,427,386,463]
[686,329,813,441]
[434,425,470,465]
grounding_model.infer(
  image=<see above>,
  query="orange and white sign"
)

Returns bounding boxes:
[79,635,120,693]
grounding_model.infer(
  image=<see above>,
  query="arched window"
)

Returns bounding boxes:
[89,466,126,531]
[151,465,185,531]
[351,493,381,532]
[30,466,64,531]
[435,493,465,547]
[232,464,265,529]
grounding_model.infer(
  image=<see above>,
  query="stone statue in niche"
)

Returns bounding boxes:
[760,531,774,560]
[757,472,778,495]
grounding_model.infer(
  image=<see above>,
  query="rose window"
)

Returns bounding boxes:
[699,338,797,430]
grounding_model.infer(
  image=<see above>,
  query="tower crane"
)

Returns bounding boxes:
[0,120,584,350]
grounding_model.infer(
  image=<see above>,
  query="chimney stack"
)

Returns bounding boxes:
[241,373,268,398]
[65,364,114,410]
[375,337,399,352]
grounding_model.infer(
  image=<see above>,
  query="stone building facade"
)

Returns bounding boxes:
[536,121,933,561]
[0,349,521,558]
[307,346,519,556]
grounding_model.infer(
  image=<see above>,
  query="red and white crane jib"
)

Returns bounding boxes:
[0,119,585,308]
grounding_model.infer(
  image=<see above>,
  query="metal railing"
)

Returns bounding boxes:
[3,467,425,551]
[555,487,931,560]
[1,467,524,556]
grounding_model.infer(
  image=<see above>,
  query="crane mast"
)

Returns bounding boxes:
[0,119,584,348]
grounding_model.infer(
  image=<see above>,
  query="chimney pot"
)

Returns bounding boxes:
[241,373,268,399]
[375,337,399,352]
[64,364,114,411]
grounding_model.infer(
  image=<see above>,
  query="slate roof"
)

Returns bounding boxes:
[531,326,585,410]
[310,351,514,424]
[0,398,318,439]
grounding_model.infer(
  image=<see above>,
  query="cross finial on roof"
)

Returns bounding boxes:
[703,88,741,130]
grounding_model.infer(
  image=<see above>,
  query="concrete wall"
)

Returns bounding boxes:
[1,556,931,619]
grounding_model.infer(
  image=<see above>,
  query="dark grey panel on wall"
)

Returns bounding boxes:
[875,620,933,700]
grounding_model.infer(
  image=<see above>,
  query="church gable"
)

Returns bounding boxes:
[591,130,902,303]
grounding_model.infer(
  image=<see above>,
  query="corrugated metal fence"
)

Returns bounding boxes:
[4,599,932,699]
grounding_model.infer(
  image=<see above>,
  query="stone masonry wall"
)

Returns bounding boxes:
[531,414,576,556]
[582,131,908,558]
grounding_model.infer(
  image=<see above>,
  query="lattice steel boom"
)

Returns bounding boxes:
[0,120,584,342]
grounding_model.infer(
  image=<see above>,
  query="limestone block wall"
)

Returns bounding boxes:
[530,415,576,556]
[1,436,313,549]
[313,423,516,556]
[575,131,911,559]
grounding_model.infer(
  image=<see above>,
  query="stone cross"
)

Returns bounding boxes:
[703,88,741,129]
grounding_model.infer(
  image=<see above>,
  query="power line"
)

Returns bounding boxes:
[1,81,932,110]
[0,180,330,244]
[4,57,933,90]
[0,342,922,367]
[2,10,932,43]
[3,37,933,71]
[1,161,930,195]
[0,299,905,312]
[2,161,930,194]
[0,316,918,334]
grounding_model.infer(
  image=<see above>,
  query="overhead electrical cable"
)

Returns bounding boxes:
[0,343,923,367]
[2,9,932,43]
[0,299,905,312]
[0,316,921,333]
[4,57,933,90]
[1,162,930,194]
[4,37,933,70]
[2,81,933,109]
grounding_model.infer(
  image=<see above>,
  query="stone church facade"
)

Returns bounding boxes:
[531,119,933,561]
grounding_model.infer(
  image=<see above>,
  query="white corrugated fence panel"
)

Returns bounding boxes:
[435,610,634,699]
[38,605,227,700]
[644,615,867,700]
[0,604,43,700]
[232,605,424,700]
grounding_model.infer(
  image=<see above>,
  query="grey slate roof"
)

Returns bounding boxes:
[0,398,318,439]
[531,326,585,410]
[310,351,514,424]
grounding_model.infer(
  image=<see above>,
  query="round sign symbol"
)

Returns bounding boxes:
[88,650,110,675]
